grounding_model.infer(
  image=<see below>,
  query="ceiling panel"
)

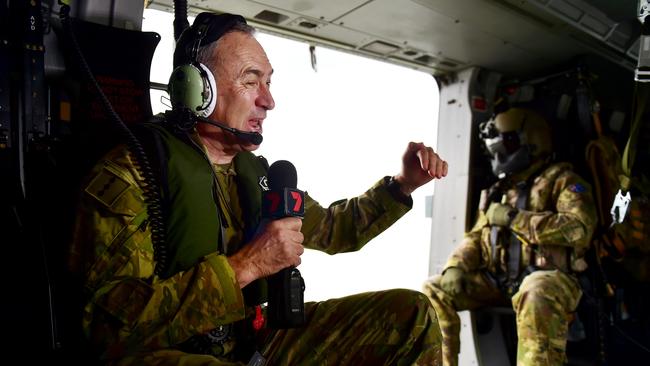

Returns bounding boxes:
[252,0,370,22]
[147,0,638,76]
[335,0,592,74]
[149,0,373,48]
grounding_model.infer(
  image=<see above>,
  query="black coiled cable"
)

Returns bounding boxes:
[173,0,189,41]
[59,5,169,276]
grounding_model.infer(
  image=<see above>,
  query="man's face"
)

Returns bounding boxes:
[207,31,275,151]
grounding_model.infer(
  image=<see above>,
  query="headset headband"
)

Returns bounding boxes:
[173,12,247,68]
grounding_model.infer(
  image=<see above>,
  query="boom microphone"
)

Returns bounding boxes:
[195,115,263,145]
[263,160,306,328]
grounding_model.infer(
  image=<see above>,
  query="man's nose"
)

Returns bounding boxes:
[257,85,275,110]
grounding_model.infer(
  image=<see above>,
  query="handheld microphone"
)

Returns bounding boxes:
[263,160,306,329]
[195,115,263,145]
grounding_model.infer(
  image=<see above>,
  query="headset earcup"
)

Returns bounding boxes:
[167,63,217,117]
[196,63,217,117]
[168,64,205,112]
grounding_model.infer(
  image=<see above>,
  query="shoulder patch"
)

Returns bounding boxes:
[569,183,587,193]
[85,167,131,208]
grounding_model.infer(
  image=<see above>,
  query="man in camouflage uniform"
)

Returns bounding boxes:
[69,12,447,365]
[422,108,597,366]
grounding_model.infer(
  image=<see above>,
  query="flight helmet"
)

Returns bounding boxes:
[479,108,553,177]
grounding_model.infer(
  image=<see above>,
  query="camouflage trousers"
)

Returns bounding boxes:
[422,270,581,366]
[115,289,442,366]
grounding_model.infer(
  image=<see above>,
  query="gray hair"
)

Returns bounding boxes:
[195,22,256,70]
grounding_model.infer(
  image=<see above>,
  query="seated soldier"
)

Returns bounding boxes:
[423,107,597,366]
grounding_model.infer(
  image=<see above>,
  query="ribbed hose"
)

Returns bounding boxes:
[173,0,189,41]
[59,5,168,276]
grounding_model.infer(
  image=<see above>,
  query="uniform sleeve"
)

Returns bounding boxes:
[509,171,597,251]
[300,177,412,254]
[69,147,245,359]
[444,212,488,272]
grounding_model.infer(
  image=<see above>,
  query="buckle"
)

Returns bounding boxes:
[610,189,631,225]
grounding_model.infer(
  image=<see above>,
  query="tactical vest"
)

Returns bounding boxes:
[488,162,575,293]
[137,121,269,304]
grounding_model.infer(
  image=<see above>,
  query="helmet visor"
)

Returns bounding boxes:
[480,120,521,156]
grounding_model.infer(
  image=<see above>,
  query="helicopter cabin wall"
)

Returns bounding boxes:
[62,0,145,31]
[428,66,503,366]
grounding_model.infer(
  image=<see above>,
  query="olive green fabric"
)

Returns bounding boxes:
[140,123,221,278]
[139,123,269,278]
[137,123,270,305]
[485,202,515,227]
[212,162,243,255]
[439,267,464,296]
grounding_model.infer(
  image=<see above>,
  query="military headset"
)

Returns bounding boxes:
[167,13,246,117]
[167,13,262,144]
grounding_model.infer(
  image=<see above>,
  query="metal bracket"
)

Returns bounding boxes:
[610,189,632,225]
[640,0,650,23]
[636,1,650,81]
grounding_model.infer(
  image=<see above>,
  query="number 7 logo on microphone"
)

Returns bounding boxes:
[262,188,305,219]
[289,190,303,216]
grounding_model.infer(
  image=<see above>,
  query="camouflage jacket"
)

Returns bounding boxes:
[445,162,597,276]
[68,144,411,361]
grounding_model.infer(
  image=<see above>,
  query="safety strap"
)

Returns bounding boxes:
[620,83,648,191]
[490,226,500,274]
[584,130,627,258]
[576,75,595,140]
[489,180,530,288]
[507,182,528,284]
